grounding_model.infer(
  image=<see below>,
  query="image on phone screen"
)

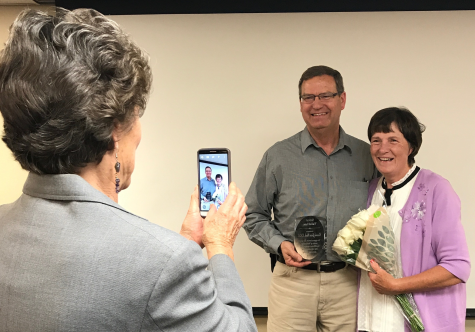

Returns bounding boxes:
[198,149,230,217]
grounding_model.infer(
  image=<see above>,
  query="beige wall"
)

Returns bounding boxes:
[112,11,475,308]
[0,6,30,205]
[1,7,474,308]
[0,5,52,204]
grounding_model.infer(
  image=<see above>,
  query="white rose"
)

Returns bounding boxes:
[338,226,355,245]
[348,225,364,240]
[347,210,369,230]
[332,236,350,256]
[345,247,355,255]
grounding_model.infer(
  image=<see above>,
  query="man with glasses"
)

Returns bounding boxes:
[244,66,377,332]
[200,166,216,204]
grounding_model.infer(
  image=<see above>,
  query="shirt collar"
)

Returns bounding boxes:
[387,163,418,187]
[22,172,142,218]
[300,126,353,155]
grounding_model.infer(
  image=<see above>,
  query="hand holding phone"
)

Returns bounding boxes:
[201,182,247,260]
[179,186,205,248]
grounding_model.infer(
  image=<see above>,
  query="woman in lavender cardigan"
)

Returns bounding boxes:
[357,107,470,332]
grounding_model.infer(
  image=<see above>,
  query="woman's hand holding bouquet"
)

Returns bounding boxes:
[332,205,424,332]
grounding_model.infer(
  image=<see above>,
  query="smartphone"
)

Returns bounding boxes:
[197,148,231,217]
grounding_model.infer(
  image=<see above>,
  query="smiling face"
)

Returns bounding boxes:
[216,176,222,186]
[205,167,212,179]
[300,75,346,135]
[370,122,413,184]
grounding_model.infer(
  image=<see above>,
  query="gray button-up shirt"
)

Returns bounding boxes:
[244,127,378,262]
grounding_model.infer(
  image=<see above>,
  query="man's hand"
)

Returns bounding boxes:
[180,186,204,248]
[280,241,312,268]
[202,182,247,260]
[368,259,400,295]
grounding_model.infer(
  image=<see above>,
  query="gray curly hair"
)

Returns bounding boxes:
[0,8,152,174]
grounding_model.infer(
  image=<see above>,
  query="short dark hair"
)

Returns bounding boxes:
[215,174,222,180]
[367,107,426,166]
[0,8,152,174]
[205,166,212,171]
[298,65,344,97]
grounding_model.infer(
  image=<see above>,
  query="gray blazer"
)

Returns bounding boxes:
[0,173,256,332]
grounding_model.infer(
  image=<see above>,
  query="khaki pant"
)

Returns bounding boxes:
[268,261,357,332]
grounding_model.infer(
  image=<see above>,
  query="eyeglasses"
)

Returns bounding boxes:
[300,92,339,104]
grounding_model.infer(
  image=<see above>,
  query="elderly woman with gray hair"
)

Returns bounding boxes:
[0,8,256,332]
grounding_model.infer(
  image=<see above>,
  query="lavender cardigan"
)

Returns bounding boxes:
[365,169,470,332]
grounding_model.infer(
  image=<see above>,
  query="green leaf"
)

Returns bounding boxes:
[385,252,394,258]
[378,256,390,263]
[373,255,385,264]
[347,253,357,261]
[346,258,356,264]
[370,239,378,245]
[386,236,394,244]
[350,239,362,252]
[373,211,381,218]
[375,246,385,252]
[377,239,386,247]
[387,244,395,252]
[378,231,385,238]
[382,225,390,234]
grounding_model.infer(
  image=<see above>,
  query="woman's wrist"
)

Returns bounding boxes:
[392,278,404,294]
[205,243,234,261]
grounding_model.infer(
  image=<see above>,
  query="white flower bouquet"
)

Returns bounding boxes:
[332,205,424,332]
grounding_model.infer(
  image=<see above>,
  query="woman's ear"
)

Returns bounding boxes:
[111,121,123,149]
[111,129,120,150]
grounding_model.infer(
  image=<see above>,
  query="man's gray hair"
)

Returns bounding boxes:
[0,8,152,174]
[298,65,344,97]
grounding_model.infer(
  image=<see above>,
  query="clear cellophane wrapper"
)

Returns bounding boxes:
[337,205,425,332]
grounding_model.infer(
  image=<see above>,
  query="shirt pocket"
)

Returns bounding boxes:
[339,180,369,214]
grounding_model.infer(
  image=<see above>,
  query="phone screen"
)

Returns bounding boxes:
[198,148,231,217]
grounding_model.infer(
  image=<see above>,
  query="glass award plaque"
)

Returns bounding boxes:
[294,216,326,262]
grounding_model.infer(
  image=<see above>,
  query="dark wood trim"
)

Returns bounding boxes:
[253,307,475,318]
[252,307,268,316]
[56,0,475,15]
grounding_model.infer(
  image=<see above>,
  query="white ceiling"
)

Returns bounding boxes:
[0,0,38,4]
